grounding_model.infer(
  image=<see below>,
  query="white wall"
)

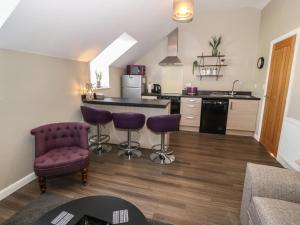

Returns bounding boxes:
[278,118,300,170]
[136,8,261,93]
[0,49,89,193]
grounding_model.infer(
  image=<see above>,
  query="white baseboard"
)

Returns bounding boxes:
[277,154,295,170]
[254,133,260,142]
[0,173,36,201]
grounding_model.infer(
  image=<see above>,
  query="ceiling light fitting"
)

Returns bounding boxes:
[173,0,194,23]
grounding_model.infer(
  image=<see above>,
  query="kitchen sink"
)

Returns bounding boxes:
[209,93,232,97]
[209,93,254,98]
[232,95,253,98]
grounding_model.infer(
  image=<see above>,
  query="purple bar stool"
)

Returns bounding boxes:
[147,114,181,164]
[112,112,146,160]
[81,106,112,155]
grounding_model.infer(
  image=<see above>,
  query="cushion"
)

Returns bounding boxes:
[34,146,89,177]
[248,197,300,225]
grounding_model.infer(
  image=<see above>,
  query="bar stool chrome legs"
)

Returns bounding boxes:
[147,114,181,165]
[89,124,112,155]
[118,130,142,160]
[81,106,112,156]
[112,112,146,161]
[149,133,175,164]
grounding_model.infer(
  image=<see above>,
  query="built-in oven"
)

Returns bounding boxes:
[158,95,181,114]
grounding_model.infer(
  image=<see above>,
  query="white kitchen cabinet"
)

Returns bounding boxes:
[180,97,202,132]
[226,99,259,136]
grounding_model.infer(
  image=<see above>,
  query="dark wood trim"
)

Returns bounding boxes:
[81,168,88,185]
[38,176,46,193]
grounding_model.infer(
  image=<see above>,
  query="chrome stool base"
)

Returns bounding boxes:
[150,133,175,164]
[90,143,112,155]
[118,131,142,160]
[150,152,175,164]
[118,149,142,160]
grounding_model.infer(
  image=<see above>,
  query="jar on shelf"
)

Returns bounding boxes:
[212,68,218,75]
[200,68,206,76]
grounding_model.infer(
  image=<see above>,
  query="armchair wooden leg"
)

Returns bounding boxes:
[38,176,46,193]
[81,168,88,185]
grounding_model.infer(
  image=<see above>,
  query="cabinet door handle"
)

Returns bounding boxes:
[188,99,196,102]
[187,105,195,108]
[230,102,233,110]
[186,116,194,119]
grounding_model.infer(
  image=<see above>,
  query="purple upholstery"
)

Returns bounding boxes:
[147,114,181,133]
[112,112,145,130]
[34,147,89,177]
[81,106,112,125]
[31,122,90,177]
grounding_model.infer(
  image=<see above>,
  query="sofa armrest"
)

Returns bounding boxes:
[240,163,300,225]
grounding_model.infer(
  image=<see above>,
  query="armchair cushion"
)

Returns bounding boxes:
[248,197,300,225]
[34,146,89,177]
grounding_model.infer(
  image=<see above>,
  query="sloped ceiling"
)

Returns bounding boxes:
[0,0,270,67]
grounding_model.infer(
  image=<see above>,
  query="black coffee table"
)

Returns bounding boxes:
[31,196,148,225]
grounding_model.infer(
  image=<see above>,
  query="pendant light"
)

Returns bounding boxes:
[173,0,194,23]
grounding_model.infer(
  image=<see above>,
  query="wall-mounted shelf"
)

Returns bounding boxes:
[193,53,228,81]
[196,74,224,81]
[198,64,228,67]
[197,55,225,58]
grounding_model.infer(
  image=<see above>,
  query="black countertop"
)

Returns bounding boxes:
[82,97,170,108]
[143,91,261,100]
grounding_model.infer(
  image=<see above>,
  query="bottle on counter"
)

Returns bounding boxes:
[147,83,153,93]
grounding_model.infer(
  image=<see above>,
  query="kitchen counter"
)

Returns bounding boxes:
[82,97,171,149]
[142,91,261,100]
[83,97,170,108]
[180,94,260,100]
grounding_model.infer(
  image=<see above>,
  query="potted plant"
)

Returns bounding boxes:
[95,71,102,88]
[209,36,222,56]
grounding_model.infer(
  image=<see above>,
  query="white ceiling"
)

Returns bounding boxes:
[0,0,270,67]
[198,0,271,11]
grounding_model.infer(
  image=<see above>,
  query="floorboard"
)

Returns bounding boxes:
[0,132,280,225]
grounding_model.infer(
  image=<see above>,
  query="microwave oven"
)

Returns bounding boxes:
[127,65,146,75]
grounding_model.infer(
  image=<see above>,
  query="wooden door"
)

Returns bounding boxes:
[260,35,296,156]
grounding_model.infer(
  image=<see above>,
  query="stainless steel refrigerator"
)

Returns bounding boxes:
[122,75,145,99]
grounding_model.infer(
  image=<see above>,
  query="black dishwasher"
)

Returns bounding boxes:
[200,99,229,134]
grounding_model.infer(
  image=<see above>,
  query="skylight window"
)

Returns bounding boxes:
[90,33,137,89]
[0,0,21,29]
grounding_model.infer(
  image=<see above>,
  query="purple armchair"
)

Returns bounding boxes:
[31,122,90,193]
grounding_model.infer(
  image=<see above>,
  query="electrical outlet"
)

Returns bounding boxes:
[295,159,300,165]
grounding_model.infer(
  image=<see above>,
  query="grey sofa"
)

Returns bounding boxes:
[240,163,300,225]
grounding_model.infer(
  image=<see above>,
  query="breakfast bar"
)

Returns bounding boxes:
[82,97,171,149]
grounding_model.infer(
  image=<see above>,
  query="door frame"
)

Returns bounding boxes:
[256,28,300,151]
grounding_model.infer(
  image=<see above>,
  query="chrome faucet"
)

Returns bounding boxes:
[231,80,240,96]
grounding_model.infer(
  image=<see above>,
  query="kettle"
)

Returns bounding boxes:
[152,84,161,94]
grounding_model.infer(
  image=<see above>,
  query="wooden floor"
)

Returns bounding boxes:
[0,132,280,225]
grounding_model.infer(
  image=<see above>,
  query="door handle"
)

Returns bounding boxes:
[230,102,233,110]
[186,116,195,119]
[188,99,196,102]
